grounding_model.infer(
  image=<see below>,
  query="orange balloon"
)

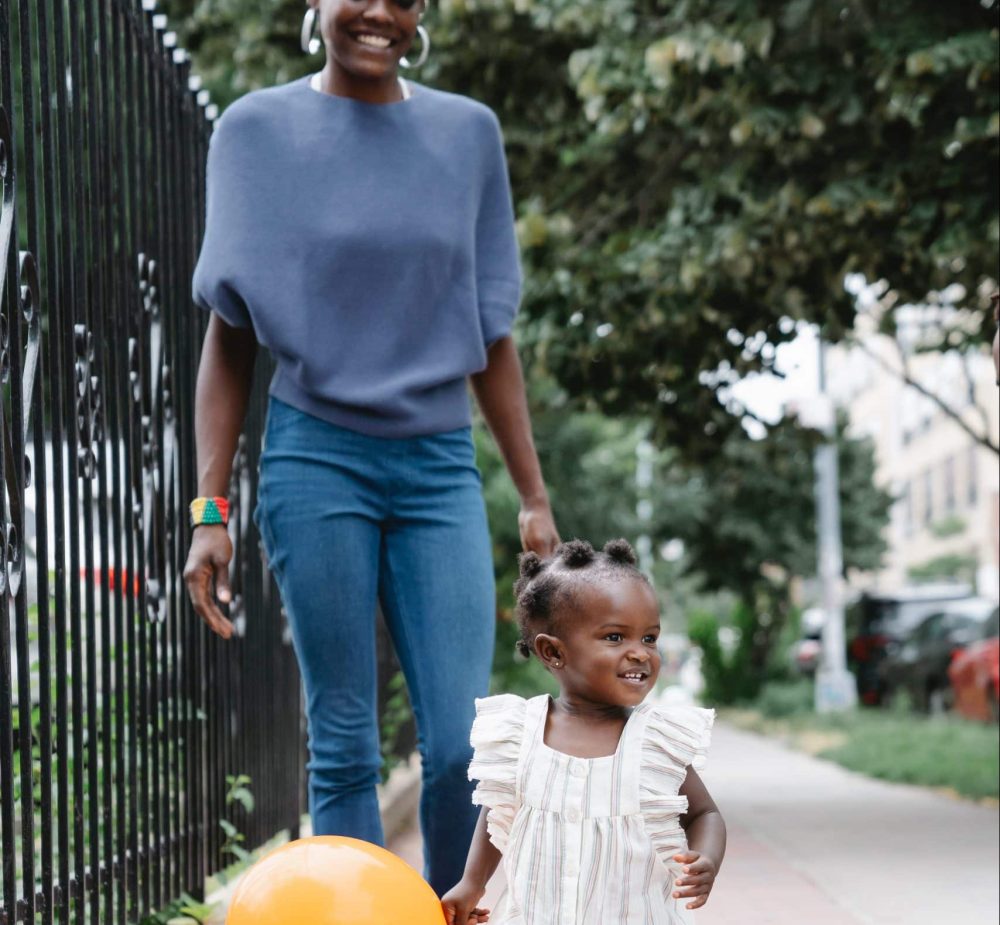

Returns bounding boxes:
[226,836,446,925]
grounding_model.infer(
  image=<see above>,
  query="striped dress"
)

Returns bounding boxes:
[469,694,714,925]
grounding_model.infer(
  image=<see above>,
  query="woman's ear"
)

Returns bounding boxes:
[534,633,564,669]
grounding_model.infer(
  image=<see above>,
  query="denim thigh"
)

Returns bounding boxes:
[254,398,495,879]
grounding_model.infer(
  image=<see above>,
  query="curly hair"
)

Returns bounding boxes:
[513,538,649,659]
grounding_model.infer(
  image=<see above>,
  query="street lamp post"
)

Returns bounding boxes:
[811,339,858,713]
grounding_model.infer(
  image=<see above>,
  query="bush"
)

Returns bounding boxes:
[819,712,999,801]
[688,603,772,704]
[756,680,814,718]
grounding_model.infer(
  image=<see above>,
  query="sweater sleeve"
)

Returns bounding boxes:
[475,111,522,347]
[192,116,254,330]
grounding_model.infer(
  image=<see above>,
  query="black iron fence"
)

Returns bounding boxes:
[0,2,306,923]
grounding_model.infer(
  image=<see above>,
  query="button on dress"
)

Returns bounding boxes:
[469,694,714,925]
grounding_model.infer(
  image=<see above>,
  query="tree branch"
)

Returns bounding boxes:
[852,339,999,455]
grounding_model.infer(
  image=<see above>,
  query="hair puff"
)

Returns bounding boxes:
[558,539,596,569]
[603,538,638,566]
[518,551,545,580]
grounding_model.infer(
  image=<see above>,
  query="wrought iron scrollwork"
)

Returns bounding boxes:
[74,324,103,480]
[0,106,40,603]
[132,252,174,624]
[227,434,251,638]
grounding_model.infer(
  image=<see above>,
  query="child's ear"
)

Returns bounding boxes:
[534,634,565,669]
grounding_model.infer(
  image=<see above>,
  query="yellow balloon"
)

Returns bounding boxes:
[226,836,446,925]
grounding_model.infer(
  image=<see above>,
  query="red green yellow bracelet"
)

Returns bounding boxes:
[190,496,229,527]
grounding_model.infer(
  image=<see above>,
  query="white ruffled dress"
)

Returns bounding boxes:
[468,693,714,925]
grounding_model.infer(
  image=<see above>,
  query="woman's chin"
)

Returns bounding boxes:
[336,49,402,84]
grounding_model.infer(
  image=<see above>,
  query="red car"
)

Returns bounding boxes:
[949,607,1000,723]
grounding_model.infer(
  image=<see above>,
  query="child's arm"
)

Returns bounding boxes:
[441,807,503,924]
[673,767,727,911]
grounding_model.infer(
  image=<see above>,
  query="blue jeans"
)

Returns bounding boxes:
[254,398,496,895]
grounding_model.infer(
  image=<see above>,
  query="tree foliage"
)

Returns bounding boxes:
[164,0,999,459]
[163,2,903,688]
[480,393,892,695]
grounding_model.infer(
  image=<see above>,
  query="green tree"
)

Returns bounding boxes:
[164,0,998,458]
[659,417,891,688]
[480,391,891,697]
[161,2,900,695]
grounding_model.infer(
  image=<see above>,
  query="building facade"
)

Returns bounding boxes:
[829,327,999,598]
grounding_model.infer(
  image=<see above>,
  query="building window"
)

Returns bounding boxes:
[901,482,913,537]
[943,456,956,514]
[968,444,978,507]
[923,469,934,526]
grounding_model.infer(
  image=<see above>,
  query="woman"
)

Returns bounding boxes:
[183,0,559,895]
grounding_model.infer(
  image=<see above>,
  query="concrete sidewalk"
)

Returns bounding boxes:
[700,723,999,925]
[391,721,999,924]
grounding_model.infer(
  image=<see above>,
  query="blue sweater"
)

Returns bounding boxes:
[193,78,522,438]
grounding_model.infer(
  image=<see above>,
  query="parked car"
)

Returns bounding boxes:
[846,585,972,705]
[790,607,825,676]
[878,598,998,713]
[949,606,1000,723]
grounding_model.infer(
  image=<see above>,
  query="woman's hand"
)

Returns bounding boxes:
[518,498,560,557]
[672,850,718,910]
[441,878,491,924]
[183,524,235,639]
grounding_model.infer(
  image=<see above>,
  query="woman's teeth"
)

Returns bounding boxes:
[357,34,392,48]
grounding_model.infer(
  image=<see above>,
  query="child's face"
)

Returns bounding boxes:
[550,577,662,707]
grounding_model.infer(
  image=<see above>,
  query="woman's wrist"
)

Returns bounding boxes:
[189,496,230,528]
[519,490,551,511]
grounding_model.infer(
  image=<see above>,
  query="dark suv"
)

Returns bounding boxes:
[846,585,972,705]
[878,599,999,713]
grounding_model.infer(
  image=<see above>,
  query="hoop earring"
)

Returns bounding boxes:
[301,8,322,55]
[400,24,430,69]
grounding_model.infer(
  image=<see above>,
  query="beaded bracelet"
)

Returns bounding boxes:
[190,496,230,528]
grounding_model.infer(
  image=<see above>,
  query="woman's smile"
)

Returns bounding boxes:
[350,30,397,51]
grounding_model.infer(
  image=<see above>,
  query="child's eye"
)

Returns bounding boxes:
[603,633,623,642]
[643,635,659,645]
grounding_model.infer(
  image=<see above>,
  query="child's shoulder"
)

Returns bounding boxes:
[470,693,533,749]
[474,692,532,716]
[639,701,715,773]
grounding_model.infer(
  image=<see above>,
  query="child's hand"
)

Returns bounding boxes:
[441,878,491,924]
[672,850,718,910]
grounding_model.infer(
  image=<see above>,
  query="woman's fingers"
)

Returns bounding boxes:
[184,527,235,639]
[190,564,234,638]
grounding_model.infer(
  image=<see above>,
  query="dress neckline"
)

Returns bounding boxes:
[536,694,642,763]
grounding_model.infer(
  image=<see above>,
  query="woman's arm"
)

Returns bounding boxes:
[183,313,258,638]
[673,767,726,910]
[441,807,502,924]
[470,335,559,557]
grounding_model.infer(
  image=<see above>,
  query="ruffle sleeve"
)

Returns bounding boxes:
[467,694,527,852]
[639,705,715,865]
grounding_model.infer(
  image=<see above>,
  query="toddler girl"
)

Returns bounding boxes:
[442,539,726,924]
